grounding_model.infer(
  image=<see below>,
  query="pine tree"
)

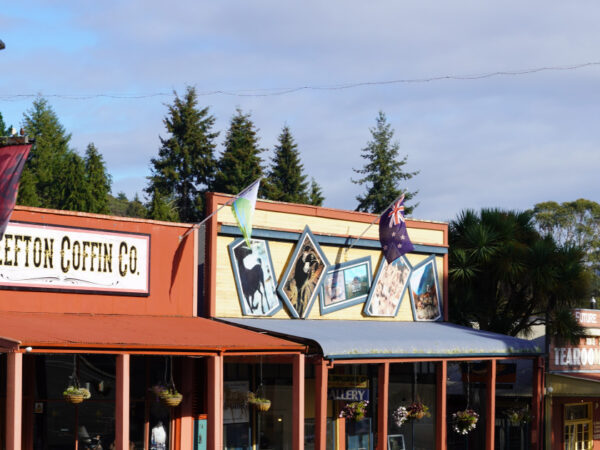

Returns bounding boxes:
[309,178,324,206]
[18,97,75,209]
[266,125,310,203]
[146,86,218,223]
[84,143,112,214]
[213,108,265,196]
[353,111,418,214]
[109,192,130,217]
[58,152,91,212]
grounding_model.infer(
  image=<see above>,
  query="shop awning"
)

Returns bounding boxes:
[220,318,542,360]
[0,311,305,354]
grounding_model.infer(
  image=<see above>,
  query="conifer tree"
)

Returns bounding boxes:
[84,143,112,214]
[18,98,75,209]
[213,108,265,196]
[146,86,218,222]
[353,111,419,214]
[59,152,91,212]
[309,178,324,206]
[266,126,310,203]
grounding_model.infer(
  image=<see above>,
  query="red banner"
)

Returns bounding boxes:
[0,144,32,239]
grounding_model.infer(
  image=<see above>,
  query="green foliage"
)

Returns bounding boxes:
[213,108,265,197]
[84,143,112,214]
[449,208,590,341]
[147,189,180,222]
[0,112,8,136]
[309,178,324,206]
[19,97,73,208]
[58,152,91,212]
[353,111,418,214]
[108,192,131,217]
[146,86,218,222]
[125,194,147,219]
[266,126,309,203]
[532,199,600,296]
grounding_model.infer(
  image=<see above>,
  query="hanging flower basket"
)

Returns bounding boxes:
[504,406,531,426]
[406,401,430,420]
[158,387,183,407]
[63,385,91,404]
[339,400,369,421]
[247,392,271,412]
[452,409,479,435]
[392,405,410,427]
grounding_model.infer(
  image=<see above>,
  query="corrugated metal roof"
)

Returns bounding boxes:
[220,318,542,360]
[0,312,304,353]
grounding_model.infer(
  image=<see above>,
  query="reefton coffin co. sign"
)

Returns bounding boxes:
[549,309,600,373]
[0,222,150,295]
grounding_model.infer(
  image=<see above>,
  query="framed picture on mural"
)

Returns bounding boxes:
[228,238,282,317]
[277,226,329,319]
[319,256,372,315]
[408,255,442,321]
[363,255,411,317]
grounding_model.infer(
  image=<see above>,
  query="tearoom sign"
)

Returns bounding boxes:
[0,222,150,295]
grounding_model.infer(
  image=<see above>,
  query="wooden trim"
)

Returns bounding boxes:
[207,354,223,450]
[436,361,447,450]
[443,226,449,321]
[531,356,544,450]
[485,359,496,450]
[6,352,23,450]
[192,226,198,317]
[293,354,306,450]
[377,362,390,450]
[116,354,130,450]
[330,355,539,365]
[22,345,302,354]
[180,358,195,450]
[210,192,447,229]
[207,193,219,318]
[315,359,329,450]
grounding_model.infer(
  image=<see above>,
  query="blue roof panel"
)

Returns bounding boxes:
[220,319,542,360]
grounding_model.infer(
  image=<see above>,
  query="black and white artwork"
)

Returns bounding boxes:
[229,238,282,316]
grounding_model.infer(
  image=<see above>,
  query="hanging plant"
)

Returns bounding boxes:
[63,385,91,404]
[504,406,531,426]
[392,405,410,427]
[452,409,479,435]
[154,357,183,407]
[339,400,369,421]
[64,355,90,404]
[247,392,271,412]
[406,401,430,420]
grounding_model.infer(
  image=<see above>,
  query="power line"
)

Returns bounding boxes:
[1,61,598,101]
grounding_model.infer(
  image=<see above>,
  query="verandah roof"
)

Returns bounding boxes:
[220,318,542,360]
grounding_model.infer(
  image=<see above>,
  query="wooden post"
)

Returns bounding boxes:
[377,362,389,450]
[207,354,223,450]
[293,354,305,450]
[6,352,23,450]
[315,359,329,450]
[116,354,130,450]
[531,356,544,450]
[485,360,496,450]
[436,360,447,450]
[180,357,195,450]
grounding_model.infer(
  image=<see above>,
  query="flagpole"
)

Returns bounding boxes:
[343,193,406,259]
[179,177,262,241]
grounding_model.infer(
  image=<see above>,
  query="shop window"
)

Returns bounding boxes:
[224,361,294,450]
[564,403,592,450]
[388,362,436,450]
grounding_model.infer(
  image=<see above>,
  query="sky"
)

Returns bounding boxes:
[1,1,599,222]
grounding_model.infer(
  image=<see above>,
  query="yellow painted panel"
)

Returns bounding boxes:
[218,207,444,246]
[215,234,445,321]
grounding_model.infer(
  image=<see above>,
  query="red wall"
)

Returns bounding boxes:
[551,396,600,450]
[0,206,197,316]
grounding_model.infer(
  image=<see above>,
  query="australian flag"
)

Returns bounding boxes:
[0,144,31,240]
[379,194,414,263]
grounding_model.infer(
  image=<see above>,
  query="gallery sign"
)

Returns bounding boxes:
[0,222,150,295]
[328,374,370,401]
